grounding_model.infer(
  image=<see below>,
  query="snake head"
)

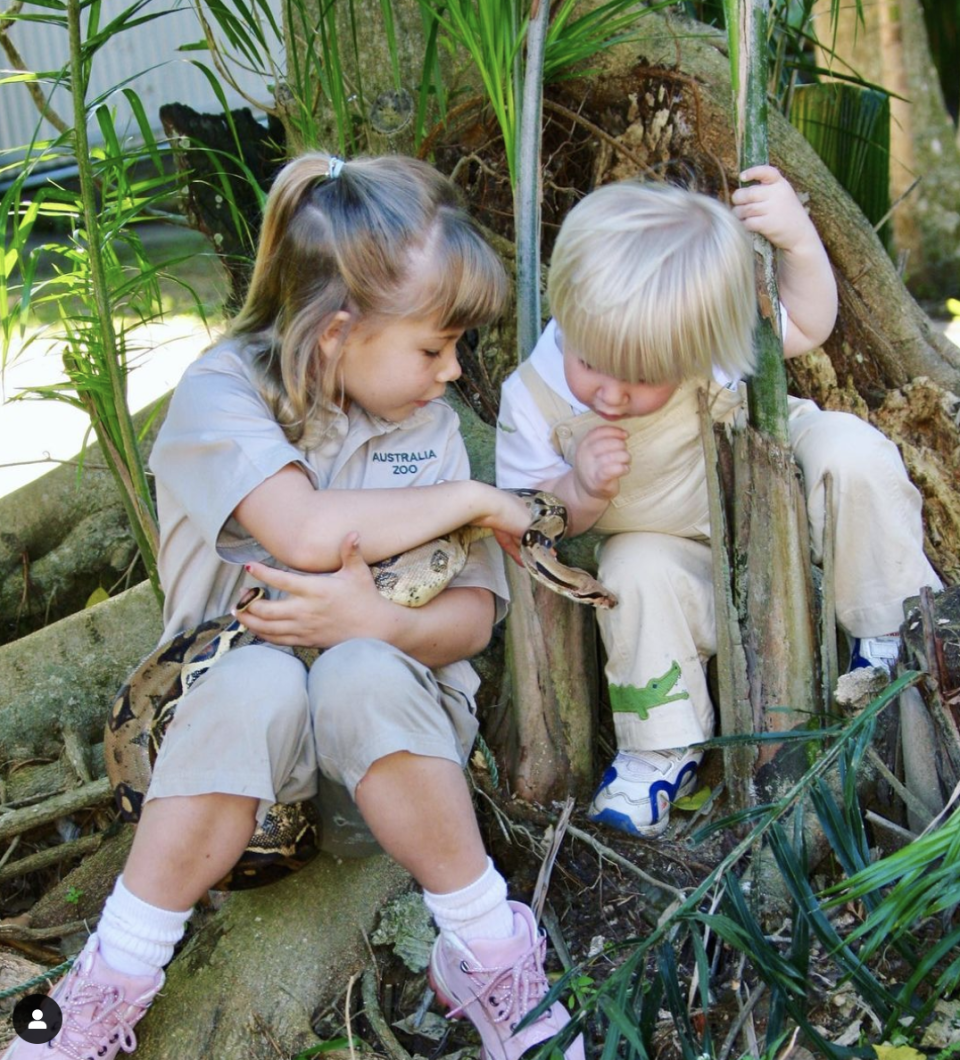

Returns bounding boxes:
[235,586,265,612]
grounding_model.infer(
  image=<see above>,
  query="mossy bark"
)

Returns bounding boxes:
[133,855,412,1060]
[0,581,162,759]
[0,401,167,646]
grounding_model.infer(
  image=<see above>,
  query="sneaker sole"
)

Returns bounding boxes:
[588,806,670,837]
[587,766,699,837]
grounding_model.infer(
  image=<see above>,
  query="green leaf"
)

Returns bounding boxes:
[291,1039,361,1060]
[874,1047,926,1060]
[789,82,891,246]
[673,785,711,811]
[85,587,110,608]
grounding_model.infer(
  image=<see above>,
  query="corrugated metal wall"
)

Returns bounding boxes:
[1,1,282,157]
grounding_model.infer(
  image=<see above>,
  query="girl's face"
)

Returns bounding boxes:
[328,313,464,422]
[559,329,676,420]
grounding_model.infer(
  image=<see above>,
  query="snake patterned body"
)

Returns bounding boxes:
[105,489,616,888]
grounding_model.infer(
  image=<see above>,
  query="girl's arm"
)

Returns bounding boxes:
[233,465,529,572]
[731,165,838,357]
[237,541,496,668]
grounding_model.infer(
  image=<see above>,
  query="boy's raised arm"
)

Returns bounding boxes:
[731,165,838,358]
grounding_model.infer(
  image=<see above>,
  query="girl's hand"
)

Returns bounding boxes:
[731,166,820,256]
[574,425,630,501]
[469,484,535,566]
[238,536,391,648]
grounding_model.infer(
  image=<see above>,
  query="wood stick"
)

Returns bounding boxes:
[361,968,413,1060]
[532,796,574,923]
[0,833,103,882]
[565,823,685,901]
[0,918,96,943]
[0,779,111,842]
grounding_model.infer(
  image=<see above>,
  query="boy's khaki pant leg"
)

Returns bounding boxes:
[596,532,716,753]
[789,403,943,637]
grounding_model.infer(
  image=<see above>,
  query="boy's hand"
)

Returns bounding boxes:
[731,165,820,256]
[574,425,630,501]
[732,164,838,356]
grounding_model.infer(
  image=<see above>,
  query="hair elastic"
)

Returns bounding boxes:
[328,156,345,179]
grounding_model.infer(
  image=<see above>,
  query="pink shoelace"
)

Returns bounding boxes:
[447,934,551,1028]
[55,975,144,1059]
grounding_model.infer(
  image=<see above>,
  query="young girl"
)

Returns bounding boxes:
[5,155,583,1060]
[496,166,943,838]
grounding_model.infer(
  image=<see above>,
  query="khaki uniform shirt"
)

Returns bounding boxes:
[150,340,509,698]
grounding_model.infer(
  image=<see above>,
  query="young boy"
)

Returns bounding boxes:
[496,166,942,838]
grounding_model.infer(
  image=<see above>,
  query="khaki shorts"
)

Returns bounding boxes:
[146,638,479,840]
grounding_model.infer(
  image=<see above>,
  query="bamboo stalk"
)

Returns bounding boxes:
[515,0,549,359]
[735,0,790,444]
[66,0,162,603]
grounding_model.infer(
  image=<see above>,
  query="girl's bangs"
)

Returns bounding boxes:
[400,228,507,331]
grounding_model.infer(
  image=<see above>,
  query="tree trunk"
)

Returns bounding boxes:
[732,430,819,774]
[279,0,464,157]
[0,401,166,646]
[134,855,412,1060]
[0,581,162,759]
[814,0,960,299]
[498,566,597,800]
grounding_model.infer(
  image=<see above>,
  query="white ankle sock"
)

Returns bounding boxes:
[97,875,192,977]
[422,857,515,944]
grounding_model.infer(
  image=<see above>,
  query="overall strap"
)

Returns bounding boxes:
[516,360,578,455]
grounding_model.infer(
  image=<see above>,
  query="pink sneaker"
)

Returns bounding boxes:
[429,901,585,1060]
[2,936,163,1059]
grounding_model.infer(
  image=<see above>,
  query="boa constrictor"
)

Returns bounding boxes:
[104,489,616,888]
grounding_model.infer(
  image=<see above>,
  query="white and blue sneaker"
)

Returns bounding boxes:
[849,634,900,676]
[587,749,702,837]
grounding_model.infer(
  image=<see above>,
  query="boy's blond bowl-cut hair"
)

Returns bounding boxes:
[547,181,758,386]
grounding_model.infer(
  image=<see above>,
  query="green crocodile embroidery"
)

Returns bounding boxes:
[610,660,690,720]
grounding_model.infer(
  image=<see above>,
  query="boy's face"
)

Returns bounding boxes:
[559,330,676,420]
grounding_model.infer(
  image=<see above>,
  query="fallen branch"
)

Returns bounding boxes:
[532,796,574,922]
[0,778,111,841]
[0,832,103,882]
[361,967,414,1060]
[0,917,96,942]
[863,810,917,844]
[566,823,685,902]
[540,903,575,973]
[0,834,20,872]
[865,745,932,826]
